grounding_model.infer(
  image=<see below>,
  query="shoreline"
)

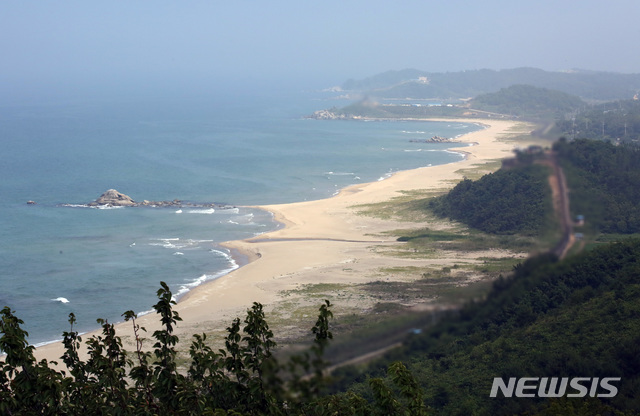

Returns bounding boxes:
[31,117,538,363]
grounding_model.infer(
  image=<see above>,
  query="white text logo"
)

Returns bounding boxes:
[490,377,621,398]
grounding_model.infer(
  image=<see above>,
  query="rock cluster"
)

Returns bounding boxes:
[90,189,136,207]
[306,110,349,120]
[138,199,189,208]
[409,135,456,143]
[87,189,219,209]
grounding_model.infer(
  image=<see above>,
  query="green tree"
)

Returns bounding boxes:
[1,282,432,415]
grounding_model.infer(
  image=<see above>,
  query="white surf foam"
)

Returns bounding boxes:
[136,309,154,318]
[173,249,240,299]
[149,238,214,250]
[377,171,394,181]
[225,212,258,226]
[148,238,181,249]
[52,297,69,304]
[188,208,215,214]
[443,149,466,158]
[324,171,355,176]
[34,338,65,348]
[61,204,123,209]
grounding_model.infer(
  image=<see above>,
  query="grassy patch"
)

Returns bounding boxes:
[453,160,503,180]
[594,232,640,243]
[361,272,489,303]
[321,310,440,367]
[393,225,540,253]
[353,189,448,222]
[282,283,350,298]
[472,257,523,275]
[377,265,426,275]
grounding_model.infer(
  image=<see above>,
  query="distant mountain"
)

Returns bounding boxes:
[342,68,428,91]
[342,68,640,101]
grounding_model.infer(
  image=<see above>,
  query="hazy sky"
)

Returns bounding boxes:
[2,0,639,99]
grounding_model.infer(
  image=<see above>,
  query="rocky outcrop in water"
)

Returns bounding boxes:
[83,189,222,209]
[409,135,457,143]
[91,189,136,206]
[306,110,350,120]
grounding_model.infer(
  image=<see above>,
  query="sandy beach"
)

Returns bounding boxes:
[32,118,539,363]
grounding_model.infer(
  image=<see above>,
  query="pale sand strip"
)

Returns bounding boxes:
[32,118,536,363]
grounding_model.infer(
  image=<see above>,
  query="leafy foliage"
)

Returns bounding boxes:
[1,284,427,415]
[429,164,551,235]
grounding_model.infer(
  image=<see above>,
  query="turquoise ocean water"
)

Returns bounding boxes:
[0,89,480,345]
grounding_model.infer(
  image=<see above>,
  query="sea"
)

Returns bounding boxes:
[0,86,481,346]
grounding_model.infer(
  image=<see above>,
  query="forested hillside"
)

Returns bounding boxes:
[428,163,552,235]
[428,139,640,236]
[470,85,585,120]
[556,99,640,144]
[555,139,640,234]
[332,239,640,415]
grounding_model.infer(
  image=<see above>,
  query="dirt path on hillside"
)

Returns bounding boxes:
[539,152,574,259]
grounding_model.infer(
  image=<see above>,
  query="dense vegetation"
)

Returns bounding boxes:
[1,283,429,415]
[556,99,640,144]
[428,138,640,236]
[428,164,552,235]
[470,85,585,120]
[332,239,640,415]
[342,68,640,101]
[555,139,640,234]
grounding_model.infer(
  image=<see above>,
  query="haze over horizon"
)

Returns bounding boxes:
[2,1,639,102]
